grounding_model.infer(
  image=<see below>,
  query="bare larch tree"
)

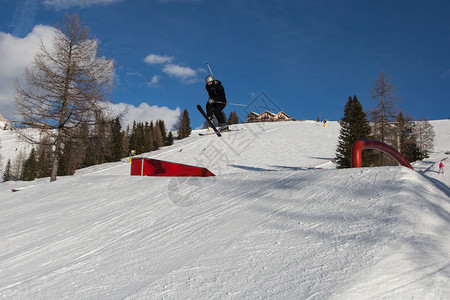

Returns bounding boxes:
[414,119,435,159]
[370,71,400,165]
[15,13,115,181]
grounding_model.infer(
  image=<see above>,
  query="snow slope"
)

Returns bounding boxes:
[0,128,39,174]
[0,120,449,299]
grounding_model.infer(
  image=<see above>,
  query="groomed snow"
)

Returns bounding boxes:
[0,120,449,299]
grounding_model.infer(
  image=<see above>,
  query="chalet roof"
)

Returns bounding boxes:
[275,111,291,118]
[260,111,276,116]
[245,110,294,122]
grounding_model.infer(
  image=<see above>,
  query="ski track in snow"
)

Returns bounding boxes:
[0,120,449,299]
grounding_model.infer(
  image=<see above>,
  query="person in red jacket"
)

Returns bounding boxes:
[438,161,444,174]
[205,75,228,131]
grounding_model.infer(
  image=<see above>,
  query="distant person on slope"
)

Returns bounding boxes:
[438,161,444,174]
[205,75,228,131]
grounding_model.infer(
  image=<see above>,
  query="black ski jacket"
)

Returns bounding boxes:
[205,80,226,103]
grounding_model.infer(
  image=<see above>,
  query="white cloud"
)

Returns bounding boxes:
[144,54,200,85]
[144,54,174,65]
[148,75,162,87]
[43,0,122,9]
[108,102,181,130]
[163,64,197,82]
[0,25,55,119]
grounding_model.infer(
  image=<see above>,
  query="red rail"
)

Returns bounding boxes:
[351,139,414,170]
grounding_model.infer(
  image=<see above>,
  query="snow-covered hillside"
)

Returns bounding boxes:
[0,120,449,299]
[0,127,41,175]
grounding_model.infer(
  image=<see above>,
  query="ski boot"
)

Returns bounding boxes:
[218,124,229,132]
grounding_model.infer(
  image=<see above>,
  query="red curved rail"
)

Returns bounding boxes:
[351,139,414,170]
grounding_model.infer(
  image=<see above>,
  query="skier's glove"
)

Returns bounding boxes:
[208,99,214,104]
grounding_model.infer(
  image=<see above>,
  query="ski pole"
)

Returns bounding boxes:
[211,100,250,107]
[206,62,214,76]
[205,63,248,107]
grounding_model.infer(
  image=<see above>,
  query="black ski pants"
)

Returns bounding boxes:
[206,100,226,124]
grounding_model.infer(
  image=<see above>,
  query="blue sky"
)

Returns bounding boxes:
[0,0,449,128]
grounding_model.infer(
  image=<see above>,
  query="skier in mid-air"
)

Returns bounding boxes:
[205,75,228,131]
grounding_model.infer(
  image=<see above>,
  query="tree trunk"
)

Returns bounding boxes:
[50,151,59,182]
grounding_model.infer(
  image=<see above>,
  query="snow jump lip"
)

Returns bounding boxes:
[131,157,215,177]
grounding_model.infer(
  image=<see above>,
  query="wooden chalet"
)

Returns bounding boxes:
[0,113,12,130]
[245,111,294,123]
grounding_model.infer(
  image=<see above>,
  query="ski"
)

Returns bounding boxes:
[199,128,243,136]
[197,104,222,137]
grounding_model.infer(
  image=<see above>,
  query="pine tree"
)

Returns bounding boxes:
[148,121,157,151]
[129,121,146,155]
[139,122,146,153]
[128,121,138,154]
[91,114,112,164]
[110,117,125,162]
[36,136,53,178]
[177,109,192,139]
[396,113,421,163]
[22,148,38,181]
[157,120,167,144]
[336,95,374,168]
[227,111,240,125]
[83,127,98,168]
[2,159,12,182]
[184,110,192,137]
[57,139,74,176]
[56,128,88,176]
[165,131,174,146]
[153,121,164,150]
[122,128,130,158]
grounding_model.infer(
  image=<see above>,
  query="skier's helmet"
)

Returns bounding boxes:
[205,75,214,83]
